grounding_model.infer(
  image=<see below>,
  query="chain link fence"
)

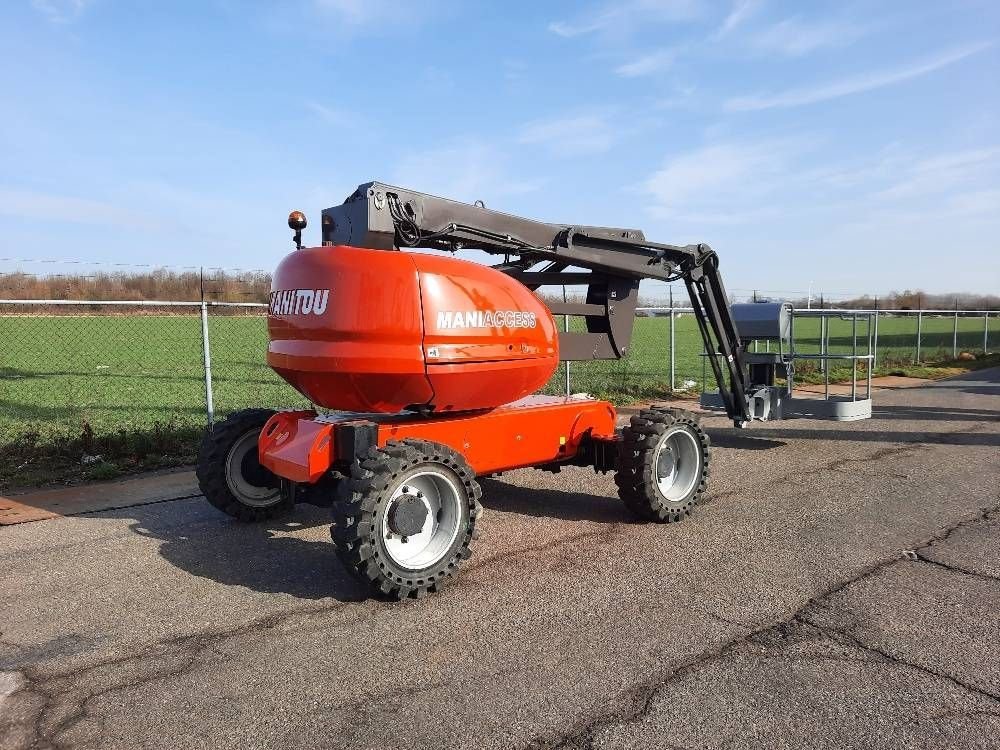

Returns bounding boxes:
[0,300,995,485]
[0,301,314,447]
[0,301,301,487]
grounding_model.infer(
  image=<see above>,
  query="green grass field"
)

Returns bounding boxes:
[552,311,994,400]
[1,310,994,488]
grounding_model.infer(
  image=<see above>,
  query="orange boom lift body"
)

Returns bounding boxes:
[258,245,617,483]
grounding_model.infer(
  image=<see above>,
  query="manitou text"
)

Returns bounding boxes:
[269,289,330,316]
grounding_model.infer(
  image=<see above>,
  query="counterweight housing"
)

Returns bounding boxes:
[268,245,558,413]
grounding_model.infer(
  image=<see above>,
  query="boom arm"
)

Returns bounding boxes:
[321,182,753,426]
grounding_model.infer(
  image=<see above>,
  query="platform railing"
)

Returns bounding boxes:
[790,309,876,402]
[637,305,993,395]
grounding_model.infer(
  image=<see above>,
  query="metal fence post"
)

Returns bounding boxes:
[788,310,795,393]
[916,310,922,362]
[953,299,959,359]
[824,315,830,400]
[819,314,827,372]
[562,285,570,396]
[669,286,675,392]
[701,343,707,393]
[866,313,873,397]
[872,309,879,368]
[200,301,215,428]
[985,312,990,355]
[851,312,858,401]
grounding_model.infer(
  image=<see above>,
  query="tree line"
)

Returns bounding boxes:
[0,269,272,303]
[787,289,999,311]
[1,270,994,312]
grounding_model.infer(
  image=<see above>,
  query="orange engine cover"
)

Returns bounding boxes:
[267,245,558,413]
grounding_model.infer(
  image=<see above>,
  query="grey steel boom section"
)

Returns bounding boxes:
[322,181,754,426]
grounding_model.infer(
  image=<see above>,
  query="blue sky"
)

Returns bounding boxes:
[1,0,998,300]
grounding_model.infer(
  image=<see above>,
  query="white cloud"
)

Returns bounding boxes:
[726,42,992,111]
[803,145,907,190]
[304,100,358,128]
[391,140,542,202]
[0,186,159,229]
[502,59,529,82]
[808,145,1000,228]
[636,137,1000,292]
[640,139,801,220]
[548,17,607,38]
[30,0,89,24]
[518,115,617,157]
[548,0,704,38]
[842,184,1000,237]
[713,0,761,39]
[311,0,419,26]
[640,136,1000,233]
[653,84,699,110]
[616,48,679,77]
[746,16,866,57]
[312,0,378,24]
[944,188,1000,218]
[875,147,1000,201]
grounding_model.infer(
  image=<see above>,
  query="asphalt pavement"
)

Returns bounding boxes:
[1,369,998,750]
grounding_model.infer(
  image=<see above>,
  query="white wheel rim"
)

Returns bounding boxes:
[381,470,463,571]
[224,430,281,508]
[653,426,701,502]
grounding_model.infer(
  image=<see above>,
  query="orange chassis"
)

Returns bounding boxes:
[258,395,620,484]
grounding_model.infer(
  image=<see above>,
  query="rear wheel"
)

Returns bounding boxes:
[616,407,710,522]
[196,408,291,521]
[332,439,481,599]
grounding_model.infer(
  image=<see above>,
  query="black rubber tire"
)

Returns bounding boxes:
[615,407,711,523]
[196,408,292,522]
[331,439,481,600]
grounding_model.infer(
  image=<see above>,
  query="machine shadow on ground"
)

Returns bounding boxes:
[704,431,787,451]
[926,371,1000,398]
[871,404,1000,421]
[478,478,633,524]
[737,426,999,446]
[96,500,372,603]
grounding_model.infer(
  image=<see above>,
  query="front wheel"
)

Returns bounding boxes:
[331,439,481,599]
[615,407,711,523]
[196,408,292,521]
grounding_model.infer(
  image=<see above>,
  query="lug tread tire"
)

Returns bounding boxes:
[331,439,481,600]
[196,408,291,522]
[615,407,711,523]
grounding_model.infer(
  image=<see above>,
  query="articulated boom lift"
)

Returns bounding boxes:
[196,182,863,600]
[321,182,755,427]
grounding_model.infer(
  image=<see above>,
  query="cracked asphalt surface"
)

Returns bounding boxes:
[1,368,998,750]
